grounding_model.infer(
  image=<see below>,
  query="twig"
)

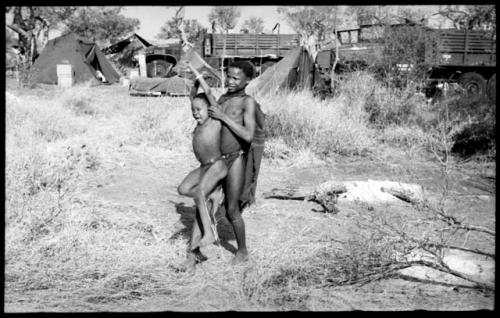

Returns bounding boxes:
[432,207,495,236]
[321,259,494,291]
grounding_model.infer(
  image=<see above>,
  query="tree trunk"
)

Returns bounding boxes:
[330,8,339,92]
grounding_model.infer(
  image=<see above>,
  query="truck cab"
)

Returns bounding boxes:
[143,43,182,78]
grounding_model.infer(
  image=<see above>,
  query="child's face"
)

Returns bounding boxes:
[226,67,249,93]
[191,98,209,124]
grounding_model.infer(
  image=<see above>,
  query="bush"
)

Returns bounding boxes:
[435,94,496,159]
[261,88,373,157]
[452,121,496,159]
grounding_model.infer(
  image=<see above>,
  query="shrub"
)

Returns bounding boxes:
[261,85,373,157]
[434,94,496,159]
[451,121,496,159]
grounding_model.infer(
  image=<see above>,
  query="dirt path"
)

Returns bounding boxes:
[96,147,493,310]
[5,145,495,311]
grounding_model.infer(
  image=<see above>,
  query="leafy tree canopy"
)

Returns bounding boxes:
[241,16,264,34]
[208,6,241,33]
[435,5,496,31]
[6,6,78,63]
[156,17,206,44]
[63,6,140,47]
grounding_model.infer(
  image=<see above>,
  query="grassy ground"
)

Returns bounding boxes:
[4,78,495,311]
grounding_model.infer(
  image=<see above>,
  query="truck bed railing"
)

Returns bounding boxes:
[438,29,496,53]
[211,34,300,56]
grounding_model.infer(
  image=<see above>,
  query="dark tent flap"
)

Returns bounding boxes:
[94,47,121,83]
[30,33,121,85]
[103,33,152,54]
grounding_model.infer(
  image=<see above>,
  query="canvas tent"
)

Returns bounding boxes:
[246,46,314,96]
[102,33,152,55]
[30,33,120,85]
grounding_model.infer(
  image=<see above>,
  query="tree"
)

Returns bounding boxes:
[157,17,206,44]
[278,6,350,92]
[6,6,77,65]
[208,6,241,90]
[434,5,496,32]
[6,28,19,70]
[63,6,140,48]
[242,16,264,34]
[208,6,241,33]
[277,6,350,57]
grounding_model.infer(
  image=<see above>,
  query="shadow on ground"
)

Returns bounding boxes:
[170,201,237,254]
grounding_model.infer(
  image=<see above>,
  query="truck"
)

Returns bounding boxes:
[142,32,300,84]
[315,23,496,99]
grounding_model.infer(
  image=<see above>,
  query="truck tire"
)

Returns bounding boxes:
[458,72,486,97]
[146,60,172,78]
[486,73,496,103]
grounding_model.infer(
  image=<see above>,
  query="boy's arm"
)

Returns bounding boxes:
[208,97,256,144]
[186,63,219,107]
[189,79,199,102]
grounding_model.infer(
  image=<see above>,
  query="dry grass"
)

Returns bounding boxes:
[5,84,197,310]
[5,76,494,311]
[261,88,373,158]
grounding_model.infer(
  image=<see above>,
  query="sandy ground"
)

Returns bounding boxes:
[5,141,494,312]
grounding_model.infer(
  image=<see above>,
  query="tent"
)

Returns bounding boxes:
[246,46,314,96]
[30,33,121,85]
[129,76,193,97]
[102,33,152,55]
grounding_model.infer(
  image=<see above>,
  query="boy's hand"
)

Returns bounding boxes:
[208,105,225,121]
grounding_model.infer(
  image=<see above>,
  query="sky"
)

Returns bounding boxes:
[121,6,295,41]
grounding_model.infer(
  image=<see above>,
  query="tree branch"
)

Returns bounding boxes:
[7,23,29,38]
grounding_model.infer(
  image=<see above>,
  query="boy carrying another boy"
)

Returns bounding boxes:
[178,58,265,268]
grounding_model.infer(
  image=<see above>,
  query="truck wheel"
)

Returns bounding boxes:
[486,73,496,103]
[458,72,486,97]
[147,60,172,78]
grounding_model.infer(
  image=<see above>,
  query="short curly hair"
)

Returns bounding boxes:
[192,93,209,105]
[229,60,256,79]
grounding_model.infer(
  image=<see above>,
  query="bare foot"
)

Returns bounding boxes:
[199,232,216,247]
[231,250,249,265]
[193,248,208,263]
[180,255,197,273]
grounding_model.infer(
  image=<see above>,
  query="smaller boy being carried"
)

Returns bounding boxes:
[177,62,225,270]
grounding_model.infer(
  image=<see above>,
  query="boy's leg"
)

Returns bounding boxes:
[181,216,201,272]
[207,186,224,223]
[195,160,228,247]
[182,214,209,272]
[224,156,248,264]
[189,215,202,250]
[178,167,202,197]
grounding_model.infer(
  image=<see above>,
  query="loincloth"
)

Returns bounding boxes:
[200,156,224,168]
[221,149,246,170]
